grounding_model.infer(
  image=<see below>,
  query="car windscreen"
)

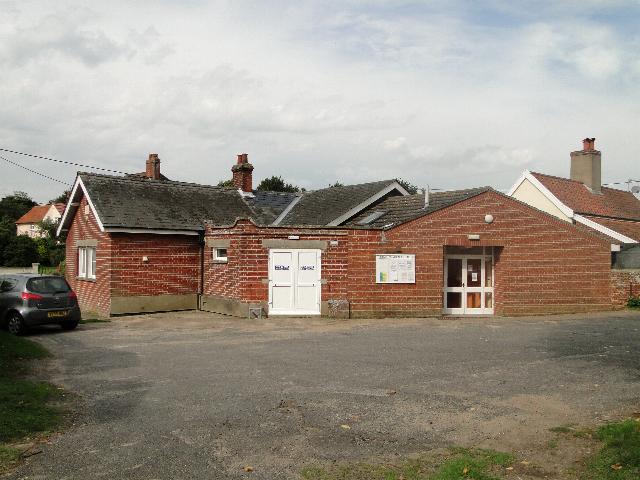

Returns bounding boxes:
[27,277,71,294]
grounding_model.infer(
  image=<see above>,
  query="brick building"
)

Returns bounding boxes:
[57,147,632,318]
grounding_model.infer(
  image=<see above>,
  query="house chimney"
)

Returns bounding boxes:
[570,138,601,193]
[231,153,254,193]
[145,153,161,180]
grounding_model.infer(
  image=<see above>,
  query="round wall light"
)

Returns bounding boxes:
[484,214,494,224]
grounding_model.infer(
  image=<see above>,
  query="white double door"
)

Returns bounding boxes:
[443,254,494,314]
[268,249,321,315]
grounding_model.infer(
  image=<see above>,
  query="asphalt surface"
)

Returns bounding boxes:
[5,311,640,479]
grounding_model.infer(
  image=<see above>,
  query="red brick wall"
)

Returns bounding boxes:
[65,197,112,317]
[109,234,200,297]
[611,270,640,306]
[204,221,349,305]
[346,191,612,317]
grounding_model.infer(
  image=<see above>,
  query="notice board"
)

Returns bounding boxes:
[375,254,415,284]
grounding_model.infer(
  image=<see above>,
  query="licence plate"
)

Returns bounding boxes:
[48,311,69,318]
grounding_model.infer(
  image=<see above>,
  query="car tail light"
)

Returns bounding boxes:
[68,291,77,299]
[22,292,44,301]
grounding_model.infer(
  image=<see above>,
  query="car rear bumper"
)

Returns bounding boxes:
[21,306,82,326]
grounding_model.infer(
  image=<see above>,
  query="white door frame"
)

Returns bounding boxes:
[443,248,494,315]
[268,248,322,316]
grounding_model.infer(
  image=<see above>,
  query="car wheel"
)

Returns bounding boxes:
[61,320,79,331]
[7,312,27,335]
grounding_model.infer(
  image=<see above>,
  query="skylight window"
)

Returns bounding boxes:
[358,211,387,225]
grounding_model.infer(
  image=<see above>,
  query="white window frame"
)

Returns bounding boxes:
[213,247,228,262]
[78,246,96,280]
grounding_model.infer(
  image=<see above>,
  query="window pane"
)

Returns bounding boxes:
[446,292,462,308]
[485,257,493,287]
[89,248,96,278]
[446,259,462,287]
[466,292,482,308]
[78,248,86,277]
[28,277,70,293]
[466,259,481,287]
[485,292,493,309]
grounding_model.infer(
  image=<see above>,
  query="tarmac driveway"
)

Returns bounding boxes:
[6,311,640,479]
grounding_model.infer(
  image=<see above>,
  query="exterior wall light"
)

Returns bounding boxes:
[484,214,494,224]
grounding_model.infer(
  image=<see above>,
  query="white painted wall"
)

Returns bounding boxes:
[511,178,571,222]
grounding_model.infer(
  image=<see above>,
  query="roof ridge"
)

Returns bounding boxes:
[80,171,234,192]
[531,171,637,195]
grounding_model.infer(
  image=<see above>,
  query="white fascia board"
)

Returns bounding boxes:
[508,170,575,219]
[327,181,410,227]
[104,227,199,236]
[574,214,638,245]
[272,195,302,226]
[506,170,529,196]
[56,176,105,236]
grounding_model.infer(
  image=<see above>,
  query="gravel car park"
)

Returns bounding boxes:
[6,310,640,479]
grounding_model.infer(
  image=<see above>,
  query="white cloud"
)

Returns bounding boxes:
[0,0,638,202]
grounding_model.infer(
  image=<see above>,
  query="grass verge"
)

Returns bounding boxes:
[584,419,640,479]
[0,331,65,472]
[301,448,513,480]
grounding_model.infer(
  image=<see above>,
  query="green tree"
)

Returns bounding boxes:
[217,179,234,188]
[0,191,36,222]
[3,235,39,267]
[48,190,71,204]
[396,178,419,194]
[256,176,301,193]
[328,181,344,188]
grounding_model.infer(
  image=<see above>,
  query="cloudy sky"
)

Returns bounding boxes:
[1,0,639,202]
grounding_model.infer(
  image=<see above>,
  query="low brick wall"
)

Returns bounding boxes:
[611,269,640,307]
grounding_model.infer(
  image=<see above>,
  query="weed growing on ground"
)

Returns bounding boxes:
[301,448,513,480]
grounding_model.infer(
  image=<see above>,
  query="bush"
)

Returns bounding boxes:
[2,235,39,267]
[628,296,640,308]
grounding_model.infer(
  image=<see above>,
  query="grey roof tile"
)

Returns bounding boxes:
[244,190,299,225]
[345,187,490,228]
[80,173,255,231]
[278,180,400,226]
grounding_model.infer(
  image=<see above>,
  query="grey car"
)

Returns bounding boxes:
[0,274,81,335]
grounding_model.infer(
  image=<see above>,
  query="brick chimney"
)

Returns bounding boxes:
[570,138,601,193]
[145,153,161,180]
[231,153,254,193]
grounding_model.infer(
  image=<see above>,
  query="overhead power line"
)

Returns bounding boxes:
[0,147,130,174]
[0,154,72,186]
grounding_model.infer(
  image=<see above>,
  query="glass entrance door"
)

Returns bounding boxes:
[443,249,494,314]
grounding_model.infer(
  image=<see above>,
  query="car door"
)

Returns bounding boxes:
[0,277,17,320]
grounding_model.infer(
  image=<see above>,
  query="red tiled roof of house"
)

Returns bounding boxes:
[531,172,640,221]
[15,205,52,224]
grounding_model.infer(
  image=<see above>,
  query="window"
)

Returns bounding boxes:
[213,247,228,262]
[78,246,96,279]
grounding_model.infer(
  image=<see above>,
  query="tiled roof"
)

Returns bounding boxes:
[79,173,256,231]
[531,172,640,221]
[244,191,299,225]
[15,205,52,224]
[345,187,490,228]
[278,180,400,226]
[53,203,66,215]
